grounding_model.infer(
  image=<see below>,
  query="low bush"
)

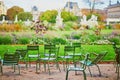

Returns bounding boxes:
[17,37,30,44]
[51,37,67,45]
[0,36,12,44]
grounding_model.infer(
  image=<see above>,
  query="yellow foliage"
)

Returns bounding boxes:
[0,24,23,32]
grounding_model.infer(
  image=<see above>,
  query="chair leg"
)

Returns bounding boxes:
[96,64,101,76]
[63,60,65,71]
[88,66,92,77]
[29,57,31,67]
[117,64,119,80]
[18,64,20,75]
[83,71,87,80]
[47,61,50,75]
[14,65,16,72]
[66,70,69,80]
[36,62,38,73]
[43,61,46,72]
[56,60,61,72]
[24,59,28,69]
[0,65,3,75]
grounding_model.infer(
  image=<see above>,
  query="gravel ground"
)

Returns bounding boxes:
[0,64,118,80]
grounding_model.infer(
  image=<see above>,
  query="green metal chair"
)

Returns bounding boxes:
[0,51,20,75]
[80,51,107,77]
[27,45,40,67]
[44,44,56,57]
[16,49,28,68]
[69,42,82,63]
[36,46,61,75]
[114,47,120,80]
[59,46,75,71]
[66,53,89,80]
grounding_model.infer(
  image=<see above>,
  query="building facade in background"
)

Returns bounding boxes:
[64,1,82,16]
[106,0,120,24]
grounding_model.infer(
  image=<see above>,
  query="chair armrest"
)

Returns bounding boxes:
[91,52,98,56]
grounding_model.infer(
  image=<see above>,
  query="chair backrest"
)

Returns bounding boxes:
[91,51,107,64]
[64,46,75,56]
[48,46,60,59]
[3,51,19,65]
[44,44,56,54]
[16,49,28,59]
[115,48,120,64]
[72,42,81,48]
[27,45,39,51]
[27,45,39,55]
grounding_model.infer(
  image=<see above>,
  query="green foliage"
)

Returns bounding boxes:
[88,34,101,42]
[61,10,77,22]
[7,6,24,20]
[108,37,120,45]
[0,36,12,44]
[18,12,32,21]
[40,10,77,23]
[64,21,74,30]
[17,37,30,44]
[51,37,67,45]
[87,13,101,21]
[40,10,57,23]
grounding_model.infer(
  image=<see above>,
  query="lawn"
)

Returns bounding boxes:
[0,44,115,61]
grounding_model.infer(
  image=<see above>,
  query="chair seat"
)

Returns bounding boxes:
[60,56,72,59]
[68,66,84,71]
[45,53,55,56]
[40,58,56,60]
[28,54,40,58]
[80,60,92,66]
[68,53,82,56]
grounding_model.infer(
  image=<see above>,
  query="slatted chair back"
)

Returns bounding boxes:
[27,45,39,55]
[27,45,39,51]
[44,44,56,56]
[16,49,28,59]
[91,51,107,64]
[48,47,59,58]
[44,44,56,52]
[3,52,19,65]
[64,46,75,56]
[72,42,81,48]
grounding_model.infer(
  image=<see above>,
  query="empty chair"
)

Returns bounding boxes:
[27,45,40,67]
[0,51,20,75]
[66,53,89,80]
[80,51,107,77]
[44,44,56,57]
[59,46,75,71]
[36,46,60,74]
[69,42,82,62]
[114,47,120,80]
[16,49,28,68]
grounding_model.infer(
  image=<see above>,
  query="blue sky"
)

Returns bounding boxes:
[4,0,118,12]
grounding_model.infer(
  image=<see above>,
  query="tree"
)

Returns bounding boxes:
[18,12,32,21]
[40,10,57,23]
[40,10,78,23]
[7,6,24,20]
[83,0,104,14]
[61,10,78,22]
